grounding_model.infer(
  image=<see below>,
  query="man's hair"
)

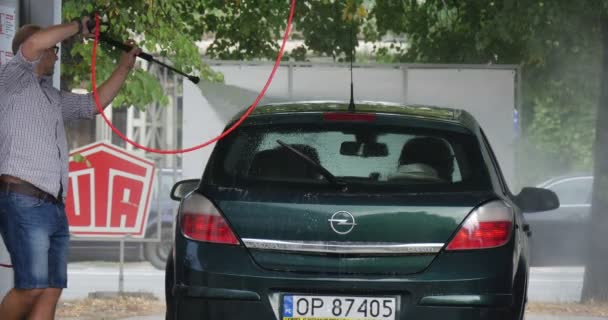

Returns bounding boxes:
[12,24,42,55]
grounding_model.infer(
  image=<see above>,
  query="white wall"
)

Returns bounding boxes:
[182,80,226,179]
[406,68,517,186]
[182,63,518,189]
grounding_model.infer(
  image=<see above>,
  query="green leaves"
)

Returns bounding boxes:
[370,0,604,179]
[62,0,222,110]
[204,0,289,60]
[60,0,604,178]
[294,0,364,62]
[72,153,92,167]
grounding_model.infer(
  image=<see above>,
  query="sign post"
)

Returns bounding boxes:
[67,142,155,295]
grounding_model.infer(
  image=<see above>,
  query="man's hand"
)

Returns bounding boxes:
[80,16,93,38]
[119,40,142,71]
[96,39,142,111]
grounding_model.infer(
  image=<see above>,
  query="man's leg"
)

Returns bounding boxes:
[0,192,57,320]
[0,288,45,319]
[31,202,70,320]
[27,288,62,320]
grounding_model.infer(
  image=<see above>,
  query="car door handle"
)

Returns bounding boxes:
[522,224,532,237]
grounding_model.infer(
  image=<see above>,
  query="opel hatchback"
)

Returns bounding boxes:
[165,102,558,320]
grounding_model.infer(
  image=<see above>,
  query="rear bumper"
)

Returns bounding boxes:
[173,283,515,320]
[176,284,512,307]
[171,269,517,320]
[171,236,521,320]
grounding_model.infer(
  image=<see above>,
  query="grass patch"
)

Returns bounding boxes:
[527,301,608,317]
[57,296,165,320]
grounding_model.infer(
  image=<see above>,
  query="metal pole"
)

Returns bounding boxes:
[155,92,162,242]
[156,166,162,241]
[515,66,523,191]
[163,67,169,152]
[173,73,179,175]
[288,63,294,101]
[173,73,178,165]
[119,239,125,293]
[172,75,180,241]
[402,65,409,104]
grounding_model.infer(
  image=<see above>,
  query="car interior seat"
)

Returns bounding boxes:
[249,144,322,180]
[396,137,455,182]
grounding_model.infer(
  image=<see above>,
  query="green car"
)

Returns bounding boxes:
[165,102,558,320]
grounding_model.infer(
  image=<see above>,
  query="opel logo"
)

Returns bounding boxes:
[328,211,356,235]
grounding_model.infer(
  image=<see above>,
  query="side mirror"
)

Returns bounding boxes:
[170,179,200,201]
[515,187,560,213]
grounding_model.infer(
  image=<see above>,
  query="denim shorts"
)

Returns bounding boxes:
[0,191,69,289]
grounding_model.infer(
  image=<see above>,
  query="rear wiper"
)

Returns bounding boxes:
[276,140,347,190]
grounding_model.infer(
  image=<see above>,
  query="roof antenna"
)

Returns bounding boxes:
[348,12,356,112]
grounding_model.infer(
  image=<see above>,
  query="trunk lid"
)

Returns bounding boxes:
[204,186,493,275]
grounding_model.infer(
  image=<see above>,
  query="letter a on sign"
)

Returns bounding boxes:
[66,142,155,238]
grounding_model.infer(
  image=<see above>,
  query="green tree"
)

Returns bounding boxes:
[59,0,608,299]
[583,8,608,302]
[294,0,367,62]
[372,1,600,178]
[371,0,607,302]
[61,0,372,105]
[62,0,293,108]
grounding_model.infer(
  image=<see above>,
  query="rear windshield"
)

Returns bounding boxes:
[205,122,491,192]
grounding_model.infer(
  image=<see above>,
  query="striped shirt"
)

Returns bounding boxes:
[0,48,96,200]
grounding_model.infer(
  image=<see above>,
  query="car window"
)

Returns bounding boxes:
[548,178,593,206]
[257,131,465,182]
[208,123,491,193]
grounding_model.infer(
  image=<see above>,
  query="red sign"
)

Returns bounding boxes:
[66,142,155,238]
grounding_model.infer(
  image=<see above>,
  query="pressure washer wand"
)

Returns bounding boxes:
[87,19,200,84]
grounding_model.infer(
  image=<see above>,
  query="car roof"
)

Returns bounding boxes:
[228,101,480,132]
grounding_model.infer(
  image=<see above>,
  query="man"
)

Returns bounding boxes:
[0,15,141,320]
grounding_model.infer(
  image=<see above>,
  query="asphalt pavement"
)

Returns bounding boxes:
[528,267,584,302]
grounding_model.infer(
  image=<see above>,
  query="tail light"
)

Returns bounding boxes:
[446,200,514,251]
[180,193,240,245]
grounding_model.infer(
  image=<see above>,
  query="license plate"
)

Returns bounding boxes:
[282,295,397,320]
